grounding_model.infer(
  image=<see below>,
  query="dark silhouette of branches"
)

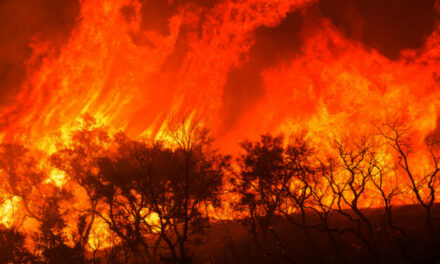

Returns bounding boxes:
[0,115,439,263]
[231,135,291,261]
[0,225,36,263]
[0,143,46,223]
[381,121,440,263]
[50,115,111,257]
[93,121,230,264]
[232,135,323,263]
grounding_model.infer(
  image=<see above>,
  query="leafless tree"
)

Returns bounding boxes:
[381,121,440,262]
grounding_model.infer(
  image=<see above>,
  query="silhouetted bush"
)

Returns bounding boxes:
[0,118,438,263]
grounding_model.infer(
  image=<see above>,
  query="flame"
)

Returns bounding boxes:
[45,168,67,187]
[3,0,438,152]
[88,218,114,251]
[0,196,20,227]
[1,0,440,254]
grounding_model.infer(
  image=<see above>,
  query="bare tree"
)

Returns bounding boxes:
[326,138,383,263]
[381,121,440,262]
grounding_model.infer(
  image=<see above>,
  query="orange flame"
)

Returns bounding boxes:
[1,0,440,252]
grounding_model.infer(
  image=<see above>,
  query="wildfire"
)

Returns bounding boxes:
[2,0,439,153]
[1,0,440,259]
[46,169,67,188]
[0,196,20,227]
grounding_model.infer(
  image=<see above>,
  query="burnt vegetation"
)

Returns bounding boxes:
[0,118,439,264]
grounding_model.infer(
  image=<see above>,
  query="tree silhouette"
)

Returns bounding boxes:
[33,190,83,264]
[381,121,440,263]
[50,115,111,257]
[0,116,439,263]
[94,122,230,263]
[232,134,322,262]
[0,143,46,223]
[0,225,36,263]
[232,134,287,243]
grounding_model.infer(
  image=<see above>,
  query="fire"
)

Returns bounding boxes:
[45,168,67,188]
[1,0,440,259]
[3,0,439,153]
[0,0,320,151]
[0,196,20,227]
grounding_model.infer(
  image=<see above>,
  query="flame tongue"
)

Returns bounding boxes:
[3,0,439,154]
[0,0,439,196]
[0,0,439,254]
[0,0,314,149]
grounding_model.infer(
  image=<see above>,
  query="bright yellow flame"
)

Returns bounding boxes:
[88,218,114,251]
[45,168,67,187]
[0,196,21,227]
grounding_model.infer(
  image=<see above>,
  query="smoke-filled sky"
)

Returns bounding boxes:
[0,0,80,103]
[1,0,439,151]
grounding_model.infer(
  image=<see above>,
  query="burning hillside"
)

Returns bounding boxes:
[0,0,440,263]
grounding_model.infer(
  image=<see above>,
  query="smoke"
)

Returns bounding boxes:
[220,11,304,133]
[137,0,218,35]
[320,0,438,59]
[0,0,80,106]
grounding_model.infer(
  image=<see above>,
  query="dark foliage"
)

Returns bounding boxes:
[0,120,438,263]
